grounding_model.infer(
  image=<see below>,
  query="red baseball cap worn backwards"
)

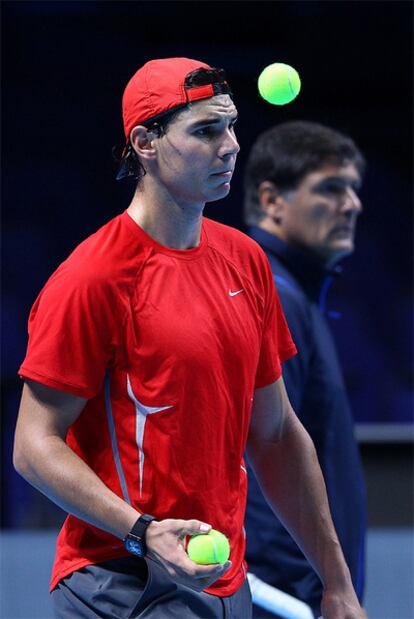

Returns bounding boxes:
[122,57,231,142]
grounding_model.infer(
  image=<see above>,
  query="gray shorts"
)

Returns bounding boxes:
[51,556,252,618]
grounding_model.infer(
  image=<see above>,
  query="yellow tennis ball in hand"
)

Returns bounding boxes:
[258,63,301,105]
[187,529,230,565]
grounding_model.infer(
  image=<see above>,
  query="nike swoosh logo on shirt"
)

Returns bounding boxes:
[228,289,244,297]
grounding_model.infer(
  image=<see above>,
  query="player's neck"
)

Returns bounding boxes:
[127,185,203,250]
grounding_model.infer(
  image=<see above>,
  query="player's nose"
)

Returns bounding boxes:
[219,129,240,158]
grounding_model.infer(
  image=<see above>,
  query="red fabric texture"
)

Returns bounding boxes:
[19,212,296,596]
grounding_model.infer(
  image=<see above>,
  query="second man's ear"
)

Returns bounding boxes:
[257,181,289,225]
[258,181,278,207]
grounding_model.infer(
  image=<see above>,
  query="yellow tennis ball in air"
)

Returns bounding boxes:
[187,529,230,565]
[258,63,301,105]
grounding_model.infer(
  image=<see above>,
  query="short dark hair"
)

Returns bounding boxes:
[243,120,366,226]
[116,66,231,184]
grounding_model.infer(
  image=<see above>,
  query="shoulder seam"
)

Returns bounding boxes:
[120,248,154,333]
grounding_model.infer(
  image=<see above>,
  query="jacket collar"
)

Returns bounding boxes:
[249,226,342,303]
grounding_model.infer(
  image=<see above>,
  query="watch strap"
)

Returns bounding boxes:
[129,513,156,540]
[123,513,156,556]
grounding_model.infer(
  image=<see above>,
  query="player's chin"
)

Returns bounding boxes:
[208,182,232,201]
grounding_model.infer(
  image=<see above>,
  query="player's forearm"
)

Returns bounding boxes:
[13,434,139,539]
[247,412,351,591]
[14,430,232,592]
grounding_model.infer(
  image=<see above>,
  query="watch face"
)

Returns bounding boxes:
[125,536,145,557]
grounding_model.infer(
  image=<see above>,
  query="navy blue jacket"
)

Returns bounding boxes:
[245,227,366,616]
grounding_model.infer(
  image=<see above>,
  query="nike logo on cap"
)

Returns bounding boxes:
[228,289,244,297]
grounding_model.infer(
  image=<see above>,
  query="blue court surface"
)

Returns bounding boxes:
[0,528,412,619]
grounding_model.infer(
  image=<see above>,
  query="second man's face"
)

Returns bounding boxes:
[279,163,363,265]
[152,95,240,209]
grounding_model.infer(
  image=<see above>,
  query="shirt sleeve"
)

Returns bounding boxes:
[18,263,122,399]
[276,286,314,412]
[254,256,297,389]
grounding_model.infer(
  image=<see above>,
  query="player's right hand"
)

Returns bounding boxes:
[145,518,232,591]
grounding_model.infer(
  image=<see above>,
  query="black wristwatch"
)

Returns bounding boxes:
[123,514,156,557]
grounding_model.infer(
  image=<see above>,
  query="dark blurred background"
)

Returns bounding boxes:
[1,3,413,617]
[2,0,413,529]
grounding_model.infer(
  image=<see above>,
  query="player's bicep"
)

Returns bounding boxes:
[16,379,87,441]
[248,377,293,448]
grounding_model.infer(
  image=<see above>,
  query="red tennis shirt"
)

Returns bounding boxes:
[19,211,296,596]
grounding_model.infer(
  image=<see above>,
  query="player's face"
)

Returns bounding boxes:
[280,163,362,265]
[154,95,239,208]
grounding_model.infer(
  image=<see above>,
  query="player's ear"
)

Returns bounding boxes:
[258,181,285,223]
[130,126,157,160]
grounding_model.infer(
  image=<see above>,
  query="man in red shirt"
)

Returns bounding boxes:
[14,57,366,618]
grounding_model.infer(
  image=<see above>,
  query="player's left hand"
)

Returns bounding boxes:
[320,587,368,618]
[145,518,231,592]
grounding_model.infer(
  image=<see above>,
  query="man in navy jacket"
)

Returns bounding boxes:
[243,121,367,618]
